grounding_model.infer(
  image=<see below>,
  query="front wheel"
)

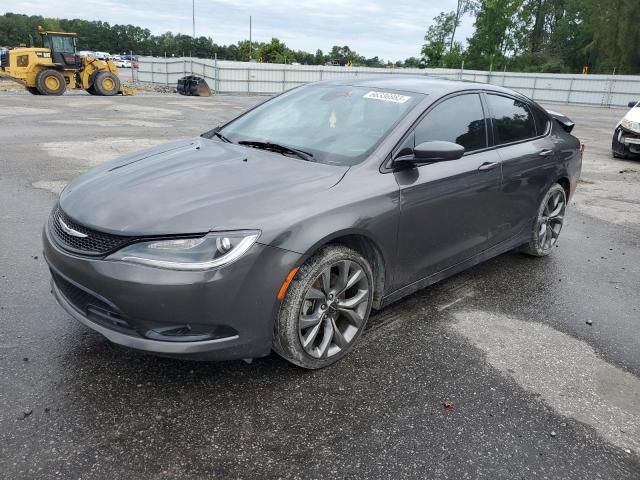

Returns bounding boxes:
[522,183,567,257]
[612,128,629,159]
[273,245,374,369]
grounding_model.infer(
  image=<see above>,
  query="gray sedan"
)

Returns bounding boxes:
[44,76,583,369]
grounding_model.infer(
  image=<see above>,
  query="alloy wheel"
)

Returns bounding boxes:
[298,260,370,359]
[537,189,566,250]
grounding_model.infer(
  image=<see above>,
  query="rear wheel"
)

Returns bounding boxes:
[35,69,66,95]
[522,183,567,257]
[93,71,120,96]
[273,245,374,369]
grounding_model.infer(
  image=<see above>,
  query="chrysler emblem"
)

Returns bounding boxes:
[58,217,88,238]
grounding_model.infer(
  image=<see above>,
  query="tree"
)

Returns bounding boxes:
[450,0,473,50]
[465,0,522,69]
[421,12,457,66]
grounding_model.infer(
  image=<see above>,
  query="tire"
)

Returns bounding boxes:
[86,86,99,95]
[26,87,41,95]
[93,71,120,96]
[35,69,66,95]
[612,129,629,159]
[273,245,374,369]
[522,183,567,257]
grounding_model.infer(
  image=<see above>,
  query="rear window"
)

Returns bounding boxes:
[487,94,537,145]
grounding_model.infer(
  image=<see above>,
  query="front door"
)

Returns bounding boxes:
[393,93,503,287]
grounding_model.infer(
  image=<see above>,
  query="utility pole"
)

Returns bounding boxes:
[192,0,196,38]
[249,16,252,60]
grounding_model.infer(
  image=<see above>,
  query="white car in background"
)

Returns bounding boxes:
[93,51,111,61]
[114,58,132,68]
[612,100,640,158]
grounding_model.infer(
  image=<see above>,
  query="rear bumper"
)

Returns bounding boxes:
[44,225,300,361]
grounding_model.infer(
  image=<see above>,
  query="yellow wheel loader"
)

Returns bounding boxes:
[0,27,135,96]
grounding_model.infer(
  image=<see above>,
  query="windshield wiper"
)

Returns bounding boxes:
[238,140,314,162]
[213,131,232,143]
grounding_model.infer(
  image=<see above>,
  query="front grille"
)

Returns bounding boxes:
[49,205,132,256]
[52,271,134,332]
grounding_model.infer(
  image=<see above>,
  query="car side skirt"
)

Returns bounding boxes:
[381,231,528,308]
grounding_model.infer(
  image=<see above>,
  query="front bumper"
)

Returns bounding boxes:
[43,225,300,361]
[614,126,640,155]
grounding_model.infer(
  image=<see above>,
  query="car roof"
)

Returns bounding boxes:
[316,75,521,98]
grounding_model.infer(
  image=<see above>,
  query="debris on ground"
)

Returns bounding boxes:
[19,408,33,420]
[550,431,557,437]
[586,319,593,326]
[443,399,454,410]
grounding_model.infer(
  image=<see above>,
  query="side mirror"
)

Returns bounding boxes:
[628,101,639,108]
[395,141,465,168]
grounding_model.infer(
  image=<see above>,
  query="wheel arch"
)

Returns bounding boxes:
[555,176,571,200]
[298,229,388,310]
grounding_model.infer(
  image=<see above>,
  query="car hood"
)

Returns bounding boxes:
[624,106,640,123]
[60,138,349,236]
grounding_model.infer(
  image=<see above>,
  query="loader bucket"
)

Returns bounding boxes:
[177,75,212,97]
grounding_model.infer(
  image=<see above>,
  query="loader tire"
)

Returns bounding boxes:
[26,87,41,95]
[35,70,66,96]
[86,86,99,95]
[93,71,120,96]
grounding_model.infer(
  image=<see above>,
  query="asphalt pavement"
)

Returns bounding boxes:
[0,91,638,479]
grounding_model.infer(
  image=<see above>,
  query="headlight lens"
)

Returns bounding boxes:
[621,118,640,133]
[107,231,260,270]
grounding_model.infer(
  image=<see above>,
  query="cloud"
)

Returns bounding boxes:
[2,0,474,61]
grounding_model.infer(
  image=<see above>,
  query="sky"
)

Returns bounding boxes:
[2,1,475,61]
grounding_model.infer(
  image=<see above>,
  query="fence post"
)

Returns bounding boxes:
[214,53,218,94]
[151,59,155,84]
[459,61,464,80]
[247,67,251,94]
[282,67,286,92]
[532,76,538,101]
[567,77,574,104]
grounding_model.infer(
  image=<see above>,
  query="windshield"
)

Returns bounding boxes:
[217,85,422,166]
[43,35,75,53]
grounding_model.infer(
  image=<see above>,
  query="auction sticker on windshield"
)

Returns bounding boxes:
[363,91,411,103]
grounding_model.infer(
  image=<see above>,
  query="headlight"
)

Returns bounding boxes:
[621,118,640,133]
[107,231,260,270]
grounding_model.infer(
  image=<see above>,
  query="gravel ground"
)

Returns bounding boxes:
[0,92,638,479]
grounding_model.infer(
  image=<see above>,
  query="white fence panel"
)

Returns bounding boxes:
[136,57,640,107]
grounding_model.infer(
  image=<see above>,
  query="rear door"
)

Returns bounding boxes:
[393,92,503,287]
[484,93,556,243]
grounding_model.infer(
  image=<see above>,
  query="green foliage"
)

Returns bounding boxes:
[458,0,640,73]
[421,12,458,66]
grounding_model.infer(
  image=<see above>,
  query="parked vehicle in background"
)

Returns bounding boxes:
[93,51,111,61]
[44,77,582,369]
[113,58,131,68]
[612,101,640,158]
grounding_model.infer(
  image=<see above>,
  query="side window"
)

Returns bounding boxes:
[414,94,487,153]
[531,104,551,136]
[486,94,537,145]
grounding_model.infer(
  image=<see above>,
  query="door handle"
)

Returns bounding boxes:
[539,149,553,157]
[478,161,499,171]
